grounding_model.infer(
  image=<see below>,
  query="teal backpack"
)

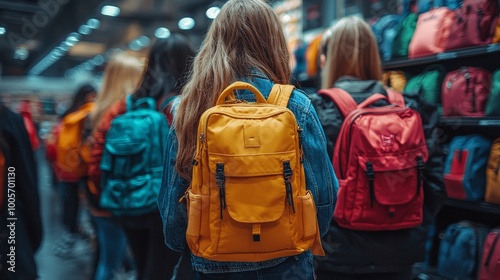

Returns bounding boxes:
[486,70,500,116]
[392,13,418,59]
[403,64,446,105]
[100,95,168,216]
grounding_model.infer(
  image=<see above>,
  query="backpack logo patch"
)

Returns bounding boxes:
[381,134,395,146]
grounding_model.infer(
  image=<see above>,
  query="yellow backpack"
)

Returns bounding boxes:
[381,71,408,93]
[55,102,94,181]
[184,82,324,262]
[485,138,500,204]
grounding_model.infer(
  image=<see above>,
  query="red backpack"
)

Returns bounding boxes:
[444,0,499,51]
[318,88,428,231]
[478,228,500,280]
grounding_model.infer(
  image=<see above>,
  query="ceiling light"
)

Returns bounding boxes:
[129,41,141,51]
[87,18,101,29]
[14,48,29,60]
[178,17,195,30]
[136,36,151,47]
[155,27,170,39]
[206,7,220,19]
[0,27,6,35]
[66,32,81,42]
[78,25,92,35]
[101,5,120,17]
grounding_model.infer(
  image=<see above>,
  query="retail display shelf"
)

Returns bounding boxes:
[439,117,500,127]
[382,44,500,70]
[445,198,500,215]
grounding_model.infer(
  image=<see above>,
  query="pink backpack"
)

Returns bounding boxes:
[409,7,454,58]
[478,228,500,280]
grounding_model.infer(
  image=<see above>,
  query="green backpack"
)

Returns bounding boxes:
[392,13,418,58]
[403,64,446,105]
[486,70,500,116]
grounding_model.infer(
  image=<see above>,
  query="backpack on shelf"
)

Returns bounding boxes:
[185,82,324,262]
[485,69,500,116]
[444,135,492,201]
[444,0,499,51]
[485,138,500,204]
[403,64,446,105]
[441,67,492,117]
[381,71,408,93]
[408,7,455,58]
[477,227,500,280]
[493,18,500,43]
[55,102,95,182]
[392,13,419,58]
[99,95,168,216]
[371,14,403,61]
[318,88,428,231]
[403,0,461,14]
[437,221,490,280]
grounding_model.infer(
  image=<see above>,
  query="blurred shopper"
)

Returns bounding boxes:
[88,53,144,280]
[157,1,336,279]
[18,100,40,151]
[50,84,97,258]
[89,35,194,279]
[311,16,445,280]
[0,104,43,280]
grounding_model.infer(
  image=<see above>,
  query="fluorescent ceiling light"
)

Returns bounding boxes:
[178,17,195,30]
[87,19,101,29]
[155,27,170,39]
[101,5,120,17]
[206,7,220,19]
[78,25,92,35]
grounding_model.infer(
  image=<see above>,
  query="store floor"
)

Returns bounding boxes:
[33,150,135,280]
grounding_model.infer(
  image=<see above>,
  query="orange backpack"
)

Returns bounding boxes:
[485,138,500,204]
[184,82,324,262]
[381,71,408,93]
[493,18,500,44]
[55,102,94,182]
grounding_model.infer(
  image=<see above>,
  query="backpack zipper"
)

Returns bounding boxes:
[283,161,296,213]
[215,163,226,219]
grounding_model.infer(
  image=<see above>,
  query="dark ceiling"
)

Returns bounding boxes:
[0,0,225,78]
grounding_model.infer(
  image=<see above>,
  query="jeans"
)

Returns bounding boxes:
[60,181,80,234]
[93,216,128,280]
[194,253,314,280]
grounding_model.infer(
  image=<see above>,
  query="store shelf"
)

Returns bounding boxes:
[383,44,500,70]
[439,117,500,128]
[445,198,500,215]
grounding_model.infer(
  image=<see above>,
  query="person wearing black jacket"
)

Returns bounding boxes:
[0,104,43,280]
[311,16,445,280]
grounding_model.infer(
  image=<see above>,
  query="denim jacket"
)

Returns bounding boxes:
[158,72,338,274]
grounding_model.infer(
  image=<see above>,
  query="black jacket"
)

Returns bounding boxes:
[0,105,42,280]
[309,77,445,274]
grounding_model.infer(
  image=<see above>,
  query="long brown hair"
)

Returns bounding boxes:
[175,0,291,179]
[90,52,144,130]
[321,16,382,89]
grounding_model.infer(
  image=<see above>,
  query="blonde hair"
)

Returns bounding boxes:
[175,0,291,179]
[321,16,382,89]
[90,52,144,129]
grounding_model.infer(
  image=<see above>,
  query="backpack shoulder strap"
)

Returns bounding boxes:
[160,95,178,112]
[386,88,406,107]
[268,84,295,107]
[317,88,358,117]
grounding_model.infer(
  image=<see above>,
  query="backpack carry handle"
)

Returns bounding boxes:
[318,88,358,117]
[386,89,406,107]
[358,93,388,108]
[126,95,156,111]
[216,82,267,105]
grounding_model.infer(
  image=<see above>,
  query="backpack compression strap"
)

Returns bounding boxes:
[317,88,358,117]
[268,84,295,107]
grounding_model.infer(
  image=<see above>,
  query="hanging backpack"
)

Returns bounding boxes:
[441,67,491,117]
[443,135,492,201]
[485,138,500,204]
[99,95,168,216]
[437,221,490,280]
[184,82,324,262]
[371,14,403,61]
[318,88,428,231]
[408,7,455,58]
[55,102,95,182]
[444,0,499,51]
[485,69,500,116]
[392,13,419,58]
[402,0,461,15]
[477,227,500,280]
